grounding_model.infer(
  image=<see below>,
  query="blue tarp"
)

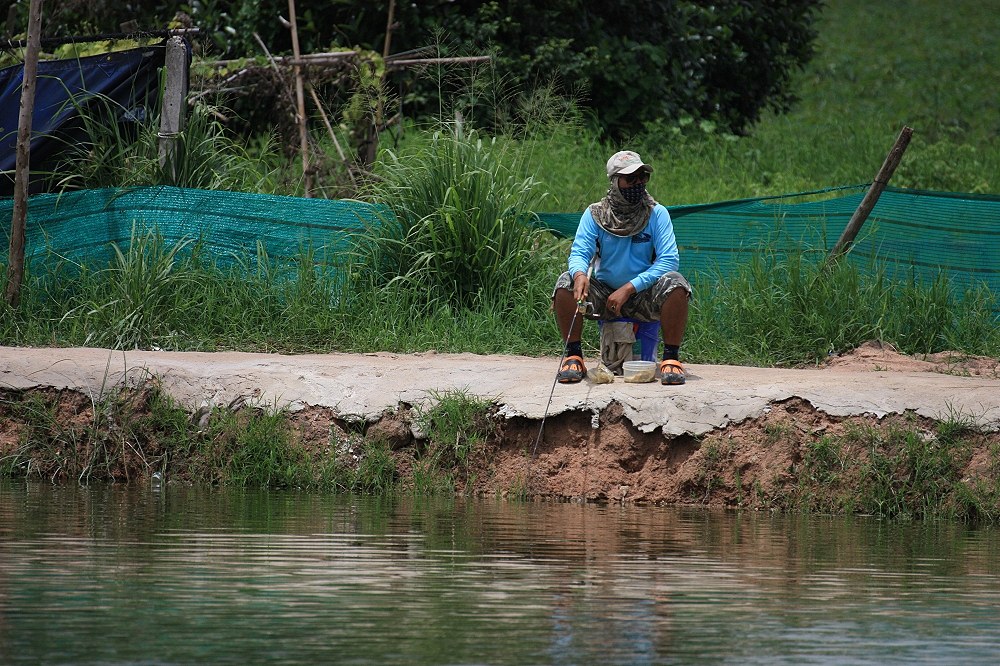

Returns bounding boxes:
[0,44,167,196]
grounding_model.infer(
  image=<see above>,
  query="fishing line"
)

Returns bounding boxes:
[531,265,593,460]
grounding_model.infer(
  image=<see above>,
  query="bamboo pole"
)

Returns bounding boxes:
[208,52,358,68]
[5,0,43,308]
[384,56,492,70]
[382,0,396,59]
[252,32,297,110]
[828,126,914,260]
[287,0,312,197]
[307,84,358,190]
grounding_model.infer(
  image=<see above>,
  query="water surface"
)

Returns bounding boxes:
[2,481,999,664]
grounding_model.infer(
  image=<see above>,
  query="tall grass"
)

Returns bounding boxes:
[1,228,564,355]
[53,93,283,193]
[4,233,997,363]
[359,124,552,310]
[2,0,996,364]
[683,245,1000,366]
[55,226,195,349]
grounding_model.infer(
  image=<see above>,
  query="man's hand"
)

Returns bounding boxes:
[606,282,636,317]
[572,271,590,303]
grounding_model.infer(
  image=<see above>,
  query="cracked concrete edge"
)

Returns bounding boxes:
[3,347,999,434]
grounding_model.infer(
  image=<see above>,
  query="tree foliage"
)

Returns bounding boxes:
[8,0,823,138]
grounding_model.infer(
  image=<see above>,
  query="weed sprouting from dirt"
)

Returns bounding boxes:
[340,436,398,493]
[0,387,158,483]
[409,389,497,495]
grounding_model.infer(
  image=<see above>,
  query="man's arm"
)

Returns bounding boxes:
[568,209,598,278]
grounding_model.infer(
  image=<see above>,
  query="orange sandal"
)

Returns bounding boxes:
[660,359,686,385]
[557,355,587,384]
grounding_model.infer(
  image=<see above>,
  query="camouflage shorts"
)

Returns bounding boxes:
[552,270,692,321]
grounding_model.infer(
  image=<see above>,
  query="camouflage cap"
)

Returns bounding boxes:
[606,150,653,179]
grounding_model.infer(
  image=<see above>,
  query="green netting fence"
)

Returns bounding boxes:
[2,184,998,305]
[538,185,1000,297]
[0,187,386,267]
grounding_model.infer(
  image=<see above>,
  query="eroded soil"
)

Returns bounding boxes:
[2,342,998,512]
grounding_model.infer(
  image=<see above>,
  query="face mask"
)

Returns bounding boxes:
[620,182,646,204]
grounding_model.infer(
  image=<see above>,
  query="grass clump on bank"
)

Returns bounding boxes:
[408,390,497,495]
[792,413,1000,522]
[684,404,1000,522]
[0,386,498,496]
[359,125,551,310]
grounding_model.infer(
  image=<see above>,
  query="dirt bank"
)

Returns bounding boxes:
[2,342,999,516]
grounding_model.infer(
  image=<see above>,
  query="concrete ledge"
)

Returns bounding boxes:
[2,346,998,435]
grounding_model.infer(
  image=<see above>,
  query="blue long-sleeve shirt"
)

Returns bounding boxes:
[567,204,679,292]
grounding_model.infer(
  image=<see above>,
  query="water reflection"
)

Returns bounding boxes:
[1,480,999,664]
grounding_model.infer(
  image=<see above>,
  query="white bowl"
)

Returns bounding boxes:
[622,360,656,383]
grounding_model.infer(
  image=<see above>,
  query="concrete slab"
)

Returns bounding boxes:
[1,346,998,434]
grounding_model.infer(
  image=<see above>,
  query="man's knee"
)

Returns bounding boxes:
[654,272,693,301]
[552,271,574,300]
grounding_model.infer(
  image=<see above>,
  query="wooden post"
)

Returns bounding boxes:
[5,4,17,37]
[828,126,914,260]
[287,0,312,197]
[382,0,396,59]
[5,0,43,308]
[158,36,189,182]
[307,84,358,190]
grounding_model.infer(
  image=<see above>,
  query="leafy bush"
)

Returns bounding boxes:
[418,0,823,138]
[53,93,282,192]
[17,1,822,139]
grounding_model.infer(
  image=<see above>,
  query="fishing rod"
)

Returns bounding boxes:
[531,262,594,459]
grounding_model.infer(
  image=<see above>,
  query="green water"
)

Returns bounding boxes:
[1,480,999,665]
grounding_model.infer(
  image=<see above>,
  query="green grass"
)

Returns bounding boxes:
[0,386,159,483]
[519,0,1000,210]
[791,412,985,520]
[682,247,1000,366]
[3,231,999,362]
[358,124,554,310]
[757,407,1000,521]
[1,385,496,494]
[409,390,496,494]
